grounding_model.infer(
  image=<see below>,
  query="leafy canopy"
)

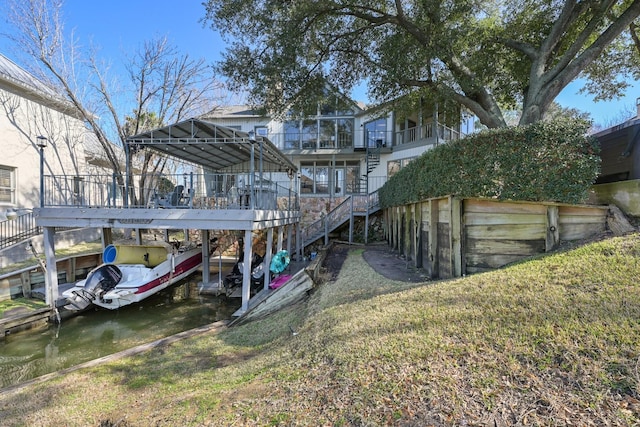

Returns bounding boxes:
[204,0,640,127]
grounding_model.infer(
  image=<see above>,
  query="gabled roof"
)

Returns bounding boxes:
[0,53,80,117]
[126,118,297,173]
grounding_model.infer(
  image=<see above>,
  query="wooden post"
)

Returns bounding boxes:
[43,226,59,308]
[450,197,463,277]
[201,229,211,284]
[241,229,253,314]
[349,197,354,244]
[396,206,401,251]
[101,227,113,247]
[287,225,293,255]
[67,257,77,284]
[20,272,31,298]
[277,227,284,252]
[546,205,560,251]
[415,202,423,268]
[265,228,274,290]
[428,199,439,278]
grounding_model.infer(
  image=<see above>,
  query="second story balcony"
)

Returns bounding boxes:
[262,122,462,153]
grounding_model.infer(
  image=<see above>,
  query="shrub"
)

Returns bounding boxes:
[379,118,601,208]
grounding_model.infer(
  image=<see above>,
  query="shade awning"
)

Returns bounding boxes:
[126,118,296,173]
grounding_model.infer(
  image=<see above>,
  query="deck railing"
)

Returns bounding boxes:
[41,173,300,211]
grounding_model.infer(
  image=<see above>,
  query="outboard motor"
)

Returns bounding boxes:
[65,264,123,311]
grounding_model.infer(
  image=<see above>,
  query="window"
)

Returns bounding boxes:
[388,160,401,178]
[0,166,16,204]
[284,121,301,149]
[345,164,361,194]
[364,118,388,148]
[301,161,360,196]
[255,126,268,137]
[388,157,416,178]
[300,162,329,194]
[337,119,354,148]
[282,105,355,150]
[319,120,336,148]
[301,120,318,149]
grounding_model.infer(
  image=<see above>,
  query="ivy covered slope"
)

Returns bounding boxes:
[379,118,601,209]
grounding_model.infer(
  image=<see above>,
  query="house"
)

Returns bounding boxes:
[0,53,103,218]
[0,53,114,257]
[201,91,470,224]
[590,98,640,216]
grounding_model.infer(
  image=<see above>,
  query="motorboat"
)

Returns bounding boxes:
[62,240,211,311]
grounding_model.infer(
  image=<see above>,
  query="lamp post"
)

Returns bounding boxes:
[36,136,48,208]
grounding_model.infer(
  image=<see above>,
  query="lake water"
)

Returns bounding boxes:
[0,273,239,390]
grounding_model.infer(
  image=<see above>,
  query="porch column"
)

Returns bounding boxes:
[241,229,253,313]
[42,226,59,307]
[286,225,293,256]
[277,227,284,252]
[264,228,274,290]
[201,229,211,284]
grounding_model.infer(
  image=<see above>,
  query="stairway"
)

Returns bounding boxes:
[359,146,380,193]
[300,191,380,248]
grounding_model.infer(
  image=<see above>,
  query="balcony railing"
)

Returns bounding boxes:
[395,122,461,147]
[41,173,300,211]
[266,123,461,152]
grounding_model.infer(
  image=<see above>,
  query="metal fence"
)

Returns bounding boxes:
[0,211,40,250]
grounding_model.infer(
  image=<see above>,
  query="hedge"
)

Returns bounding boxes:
[378,118,601,208]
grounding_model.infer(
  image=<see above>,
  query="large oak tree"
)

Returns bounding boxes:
[204,0,640,128]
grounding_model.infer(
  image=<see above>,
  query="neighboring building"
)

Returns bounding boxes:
[593,100,640,184]
[202,91,469,222]
[590,98,640,217]
[0,53,96,219]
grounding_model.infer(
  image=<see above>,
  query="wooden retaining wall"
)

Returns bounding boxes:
[384,196,609,279]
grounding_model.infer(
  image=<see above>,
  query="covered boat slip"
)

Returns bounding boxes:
[36,118,301,316]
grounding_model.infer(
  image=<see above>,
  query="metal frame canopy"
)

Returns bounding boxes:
[126,118,297,173]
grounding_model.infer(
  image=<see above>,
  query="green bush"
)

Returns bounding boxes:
[379,118,601,208]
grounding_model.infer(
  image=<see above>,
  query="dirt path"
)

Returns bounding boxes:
[323,242,430,283]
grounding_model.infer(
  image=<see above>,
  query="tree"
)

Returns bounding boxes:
[204,0,640,128]
[3,0,223,205]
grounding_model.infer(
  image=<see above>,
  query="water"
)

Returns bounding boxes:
[0,273,239,390]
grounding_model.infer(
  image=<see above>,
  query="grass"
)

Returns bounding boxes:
[0,298,47,315]
[1,234,639,426]
[0,241,103,277]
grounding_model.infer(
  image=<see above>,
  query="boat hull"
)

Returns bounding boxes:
[62,246,203,311]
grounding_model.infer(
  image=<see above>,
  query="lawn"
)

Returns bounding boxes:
[1,233,639,426]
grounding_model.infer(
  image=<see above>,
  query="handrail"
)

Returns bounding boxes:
[0,211,40,250]
[301,190,381,247]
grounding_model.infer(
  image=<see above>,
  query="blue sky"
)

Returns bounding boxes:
[1,0,638,127]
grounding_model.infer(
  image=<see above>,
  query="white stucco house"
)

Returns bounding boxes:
[1,53,85,217]
[0,53,113,220]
